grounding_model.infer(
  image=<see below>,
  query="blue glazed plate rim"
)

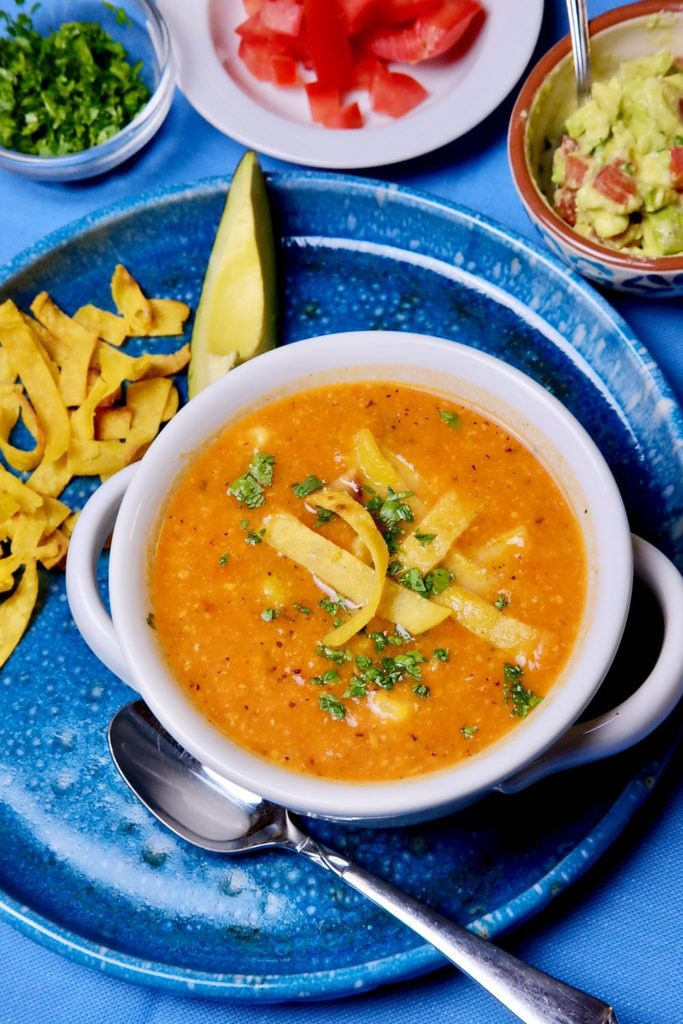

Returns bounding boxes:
[1,171,682,1000]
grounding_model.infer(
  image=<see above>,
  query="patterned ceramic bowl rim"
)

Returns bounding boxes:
[508,0,683,274]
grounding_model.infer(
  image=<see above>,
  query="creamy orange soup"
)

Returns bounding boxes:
[150,381,587,782]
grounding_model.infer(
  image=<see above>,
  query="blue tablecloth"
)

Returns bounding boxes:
[1,1,681,1021]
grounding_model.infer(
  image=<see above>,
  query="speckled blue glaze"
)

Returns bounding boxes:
[0,173,681,1001]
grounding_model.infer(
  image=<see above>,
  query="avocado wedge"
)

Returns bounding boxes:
[188,152,278,398]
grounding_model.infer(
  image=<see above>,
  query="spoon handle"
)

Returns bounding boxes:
[294,831,617,1024]
[565,0,592,105]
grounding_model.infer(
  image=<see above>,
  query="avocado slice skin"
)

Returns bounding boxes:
[188,152,278,398]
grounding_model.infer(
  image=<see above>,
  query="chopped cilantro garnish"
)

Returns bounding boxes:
[369,631,389,652]
[344,679,368,698]
[424,568,453,595]
[291,475,324,498]
[415,531,437,546]
[319,693,346,719]
[229,473,265,509]
[0,7,151,157]
[400,566,453,596]
[387,559,403,577]
[461,724,478,739]
[401,567,428,593]
[311,669,340,686]
[319,598,348,627]
[315,507,335,527]
[494,592,510,611]
[412,682,430,698]
[433,648,449,662]
[316,644,353,665]
[378,488,414,527]
[261,608,279,622]
[241,521,265,545]
[218,552,230,568]
[439,409,461,429]
[293,603,311,615]
[503,663,543,718]
[248,451,275,486]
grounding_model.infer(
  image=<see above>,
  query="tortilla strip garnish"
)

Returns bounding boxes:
[313,490,389,646]
[472,526,529,567]
[112,264,153,334]
[146,299,191,337]
[263,513,449,634]
[0,301,69,463]
[74,304,128,347]
[399,491,473,575]
[30,292,98,407]
[0,560,38,669]
[95,406,132,441]
[0,383,45,472]
[434,584,540,652]
[0,465,43,513]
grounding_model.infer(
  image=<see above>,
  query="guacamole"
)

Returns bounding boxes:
[551,51,683,257]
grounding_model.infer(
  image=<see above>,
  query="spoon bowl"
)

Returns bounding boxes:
[109,700,618,1024]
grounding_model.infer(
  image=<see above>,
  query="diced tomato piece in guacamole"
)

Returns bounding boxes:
[594,163,637,207]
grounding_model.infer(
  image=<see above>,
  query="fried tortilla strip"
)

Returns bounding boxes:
[30,292,98,407]
[111,264,153,334]
[161,385,179,423]
[0,492,20,523]
[263,513,449,634]
[472,526,529,567]
[74,304,128,346]
[442,549,495,598]
[0,302,69,463]
[0,553,22,593]
[0,383,45,472]
[35,528,69,570]
[146,298,191,337]
[0,465,43,514]
[399,491,473,575]
[18,315,61,384]
[0,348,14,385]
[138,344,191,378]
[28,454,71,499]
[0,559,38,669]
[313,490,389,646]
[95,406,132,440]
[434,584,540,653]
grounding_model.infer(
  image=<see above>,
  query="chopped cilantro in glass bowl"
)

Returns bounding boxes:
[0,0,174,180]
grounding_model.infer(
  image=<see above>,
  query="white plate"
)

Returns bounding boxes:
[158,0,544,168]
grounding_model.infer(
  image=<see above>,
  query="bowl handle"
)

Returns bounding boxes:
[498,534,683,794]
[65,463,138,690]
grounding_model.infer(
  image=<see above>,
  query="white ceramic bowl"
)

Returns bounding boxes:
[0,0,174,181]
[66,333,683,825]
[508,1,683,297]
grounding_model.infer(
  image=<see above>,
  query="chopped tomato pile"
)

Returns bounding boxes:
[236,0,486,128]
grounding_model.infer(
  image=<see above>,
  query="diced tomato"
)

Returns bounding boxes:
[303,0,353,88]
[325,100,364,128]
[350,50,383,89]
[370,65,428,116]
[364,0,484,64]
[237,38,299,84]
[671,146,683,189]
[236,15,295,52]
[260,0,303,37]
[554,187,577,227]
[594,163,636,206]
[305,81,343,123]
[339,0,380,34]
[564,153,588,189]
[557,133,578,156]
[376,0,440,26]
[243,0,263,15]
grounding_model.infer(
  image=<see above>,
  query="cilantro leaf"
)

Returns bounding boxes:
[439,409,461,429]
[291,475,324,498]
[319,693,346,719]
[248,451,275,487]
[229,474,265,509]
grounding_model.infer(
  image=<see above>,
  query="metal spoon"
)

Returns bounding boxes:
[109,701,617,1024]
[565,0,592,105]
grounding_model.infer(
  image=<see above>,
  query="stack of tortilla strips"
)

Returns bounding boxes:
[0,264,191,668]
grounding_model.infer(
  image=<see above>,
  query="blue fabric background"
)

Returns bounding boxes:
[0,1,681,1021]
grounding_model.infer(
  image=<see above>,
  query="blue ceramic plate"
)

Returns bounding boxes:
[0,173,681,1002]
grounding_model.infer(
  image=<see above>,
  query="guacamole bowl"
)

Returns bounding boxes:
[508,1,683,296]
[65,331,683,826]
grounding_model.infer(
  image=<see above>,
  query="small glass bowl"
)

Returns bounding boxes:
[0,0,174,181]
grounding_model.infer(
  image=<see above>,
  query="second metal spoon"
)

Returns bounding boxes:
[109,700,617,1024]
